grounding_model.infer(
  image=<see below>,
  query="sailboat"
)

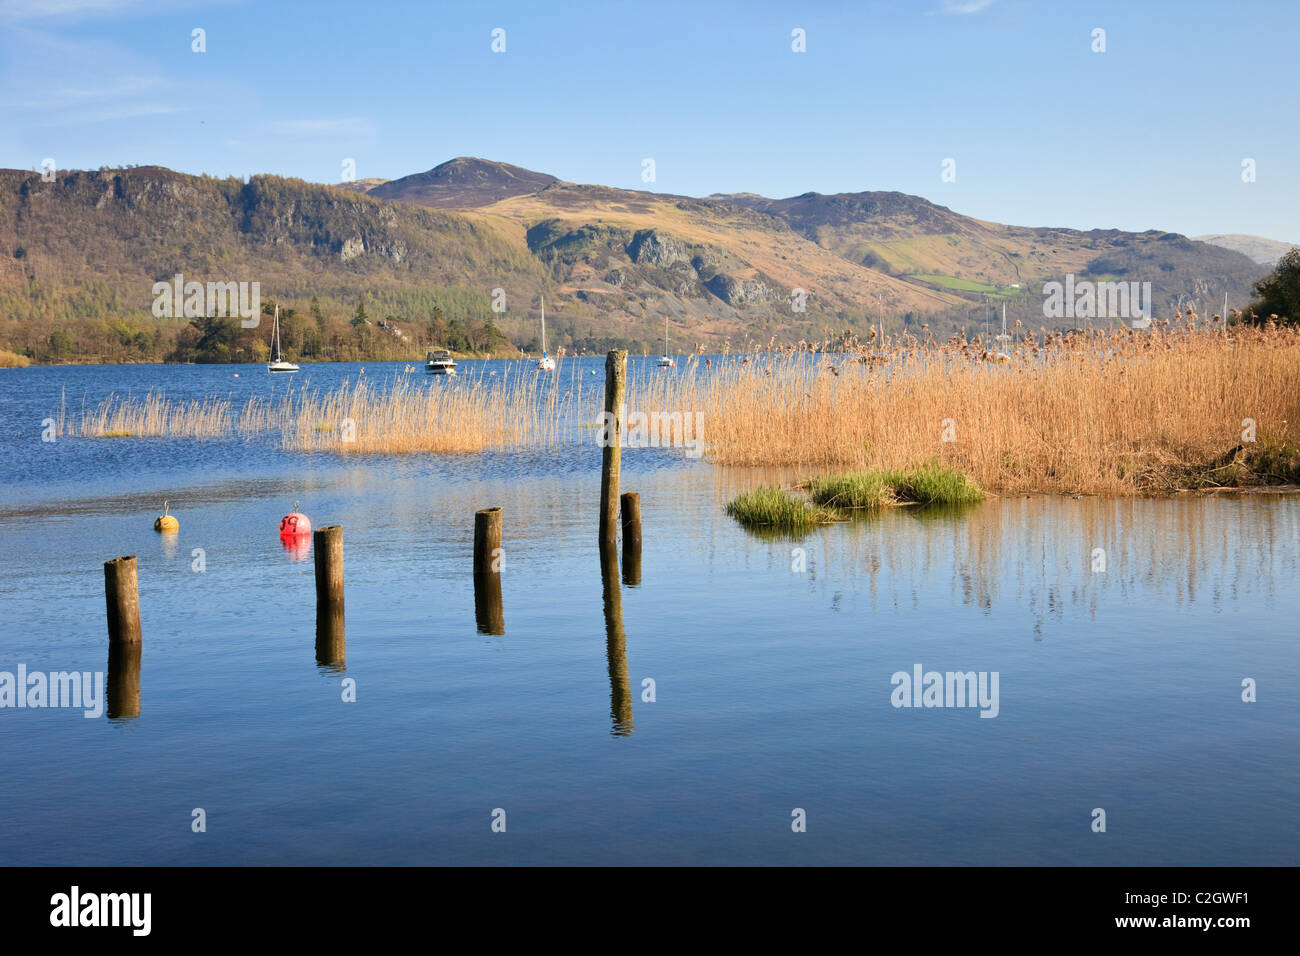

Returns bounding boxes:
[536,297,555,371]
[993,303,1013,361]
[657,315,675,369]
[267,305,299,373]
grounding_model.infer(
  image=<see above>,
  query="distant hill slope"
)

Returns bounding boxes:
[709,190,1263,320]
[333,177,389,194]
[0,160,1273,362]
[365,160,1266,334]
[0,165,545,329]
[368,157,558,209]
[1194,234,1297,267]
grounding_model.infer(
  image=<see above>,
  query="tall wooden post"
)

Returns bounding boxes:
[620,491,642,587]
[103,555,142,645]
[600,349,628,550]
[473,506,505,635]
[474,507,502,577]
[314,525,345,668]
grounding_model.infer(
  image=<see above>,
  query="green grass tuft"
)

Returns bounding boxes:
[806,471,894,510]
[881,464,984,505]
[725,486,836,532]
[807,463,983,511]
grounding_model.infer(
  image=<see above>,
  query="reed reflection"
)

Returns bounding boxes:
[715,489,1300,625]
[106,642,141,720]
[601,541,634,737]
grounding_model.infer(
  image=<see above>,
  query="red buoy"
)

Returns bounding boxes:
[280,501,311,537]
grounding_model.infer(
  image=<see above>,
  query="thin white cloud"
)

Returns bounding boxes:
[941,0,996,13]
[273,117,375,137]
[0,0,237,22]
[90,103,189,122]
[0,0,145,21]
[1,75,165,112]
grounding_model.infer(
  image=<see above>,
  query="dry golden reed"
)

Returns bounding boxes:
[654,322,1300,495]
[68,365,583,454]
[61,323,1300,495]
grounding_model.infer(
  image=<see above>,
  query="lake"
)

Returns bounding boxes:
[1,360,1296,865]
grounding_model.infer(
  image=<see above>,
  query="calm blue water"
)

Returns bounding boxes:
[1,362,1297,865]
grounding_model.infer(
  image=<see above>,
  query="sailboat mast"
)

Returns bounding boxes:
[541,297,546,354]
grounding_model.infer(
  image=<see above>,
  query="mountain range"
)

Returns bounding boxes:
[0,157,1282,356]
[1192,234,1297,268]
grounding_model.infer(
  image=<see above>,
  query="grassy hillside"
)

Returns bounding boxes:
[719,190,1265,329]
[0,166,547,362]
[0,159,1273,363]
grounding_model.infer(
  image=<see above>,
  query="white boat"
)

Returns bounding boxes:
[992,303,1012,361]
[426,349,456,375]
[266,305,299,373]
[537,297,555,371]
[657,315,675,369]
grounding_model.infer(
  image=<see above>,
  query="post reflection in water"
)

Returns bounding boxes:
[105,641,141,720]
[622,528,642,588]
[474,570,505,635]
[601,541,634,737]
[315,606,346,672]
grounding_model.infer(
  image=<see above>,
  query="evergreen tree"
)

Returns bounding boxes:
[1242,247,1300,325]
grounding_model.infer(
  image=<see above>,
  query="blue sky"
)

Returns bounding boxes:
[1,0,1296,239]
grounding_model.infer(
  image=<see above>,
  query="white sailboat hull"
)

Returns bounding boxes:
[536,297,555,370]
[266,305,301,372]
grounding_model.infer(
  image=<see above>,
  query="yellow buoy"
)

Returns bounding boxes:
[154,500,179,533]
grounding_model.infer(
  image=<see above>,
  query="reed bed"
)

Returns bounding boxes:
[69,366,589,454]
[81,390,236,439]
[650,322,1300,496]
[60,322,1300,495]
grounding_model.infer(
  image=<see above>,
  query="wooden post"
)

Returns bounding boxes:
[103,555,142,645]
[474,507,502,577]
[106,642,141,720]
[314,525,345,668]
[620,491,642,587]
[599,349,628,550]
[473,507,504,635]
